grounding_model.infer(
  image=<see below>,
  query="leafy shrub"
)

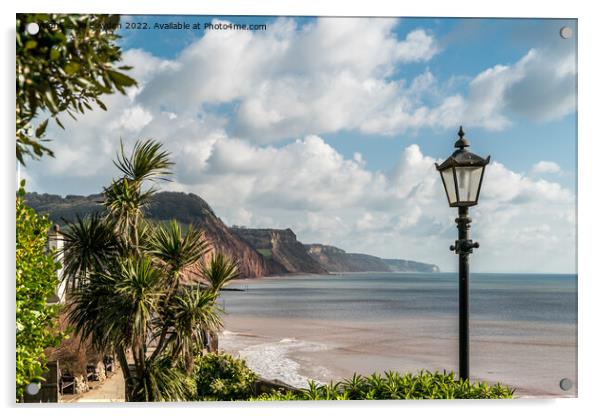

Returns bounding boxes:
[193,353,258,400]
[131,357,197,402]
[16,182,64,401]
[251,370,514,400]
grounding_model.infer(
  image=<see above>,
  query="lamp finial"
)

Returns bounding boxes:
[455,126,470,149]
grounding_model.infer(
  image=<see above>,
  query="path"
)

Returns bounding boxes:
[64,369,125,403]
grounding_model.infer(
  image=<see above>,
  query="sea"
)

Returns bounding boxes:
[218,272,577,396]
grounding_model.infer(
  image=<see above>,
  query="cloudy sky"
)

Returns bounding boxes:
[23,16,577,273]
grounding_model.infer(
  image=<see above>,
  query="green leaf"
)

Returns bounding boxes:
[64,62,81,75]
[95,98,107,111]
[49,47,60,61]
[44,90,58,113]
[35,119,48,138]
[107,69,137,88]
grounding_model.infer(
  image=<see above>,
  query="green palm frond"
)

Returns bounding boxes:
[61,213,121,288]
[114,256,163,344]
[197,252,239,292]
[114,139,173,184]
[163,285,222,365]
[67,256,163,353]
[103,179,149,224]
[340,373,366,399]
[136,217,153,250]
[148,220,211,283]
[62,138,253,402]
[67,270,131,352]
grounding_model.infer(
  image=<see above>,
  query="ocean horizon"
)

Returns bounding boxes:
[222,272,577,325]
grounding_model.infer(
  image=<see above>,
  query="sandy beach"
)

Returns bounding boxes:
[220,314,577,398]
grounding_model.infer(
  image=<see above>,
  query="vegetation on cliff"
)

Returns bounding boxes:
[26,193,441,277]
[232,228,327,274]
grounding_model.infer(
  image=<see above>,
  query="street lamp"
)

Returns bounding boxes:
[435,126,490,381]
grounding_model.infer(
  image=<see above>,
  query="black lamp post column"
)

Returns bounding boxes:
[450,206,479,381]
[436,126,490,383]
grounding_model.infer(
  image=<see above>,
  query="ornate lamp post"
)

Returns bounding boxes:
[435,126,490,381]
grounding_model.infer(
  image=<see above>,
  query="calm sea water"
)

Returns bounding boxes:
[221,272,577,325]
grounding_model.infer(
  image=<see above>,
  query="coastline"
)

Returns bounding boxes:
[219,314,577,398]
[228,270,577,286]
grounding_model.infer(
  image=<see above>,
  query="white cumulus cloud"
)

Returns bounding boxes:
[532,160,561,174]
[22,17,577,273]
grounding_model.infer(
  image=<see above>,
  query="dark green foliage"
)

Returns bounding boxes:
[148,220,210,280]
[23,191,217,230]
[67,268,131,352]
[252,371,515,400]
[16,14,137,164]
[162,287,222,370]
[23,192,105,226]
[130,357,197,402]
[193,353,258,401]
[16,181,64,400]
[60,213,121,289]
[188,354,513,401]
[64,140,238,401]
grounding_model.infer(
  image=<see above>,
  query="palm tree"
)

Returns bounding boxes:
[147,220,210,288]
[60,213,121,290]
[104,139,172,250]
[63,139,238,401]
[198,252,239,292]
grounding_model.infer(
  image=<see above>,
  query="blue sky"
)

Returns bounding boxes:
[24,16,577,273]
[118,16,577,189]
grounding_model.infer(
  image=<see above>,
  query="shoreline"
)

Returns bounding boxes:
[219,314,577,398]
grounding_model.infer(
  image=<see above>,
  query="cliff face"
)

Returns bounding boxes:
[25,191,271,279]
[25,191,440,278]
[145,193,272,279]
[231,228,328,274]
[305,244,387,272]
[383,259,440,273]
[305,244,440,273]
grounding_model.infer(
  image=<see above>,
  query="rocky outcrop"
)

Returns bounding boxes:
[231,228,328,274]
[25,191,271,279]
[305,244,387,272]
[383,258,440,273]
[305,244,440,273]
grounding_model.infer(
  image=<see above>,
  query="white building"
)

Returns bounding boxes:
[47,224,67,304]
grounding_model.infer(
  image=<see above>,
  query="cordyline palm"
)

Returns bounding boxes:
[147,220,210,287]
[63,139,238,401]
[105,139,172,249]
[60,213,121,290]
[197,252,239,292]
[160,286,222,373]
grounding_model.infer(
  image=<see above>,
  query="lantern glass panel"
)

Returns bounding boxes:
[456,166,483,203]
[441,168,457,204]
